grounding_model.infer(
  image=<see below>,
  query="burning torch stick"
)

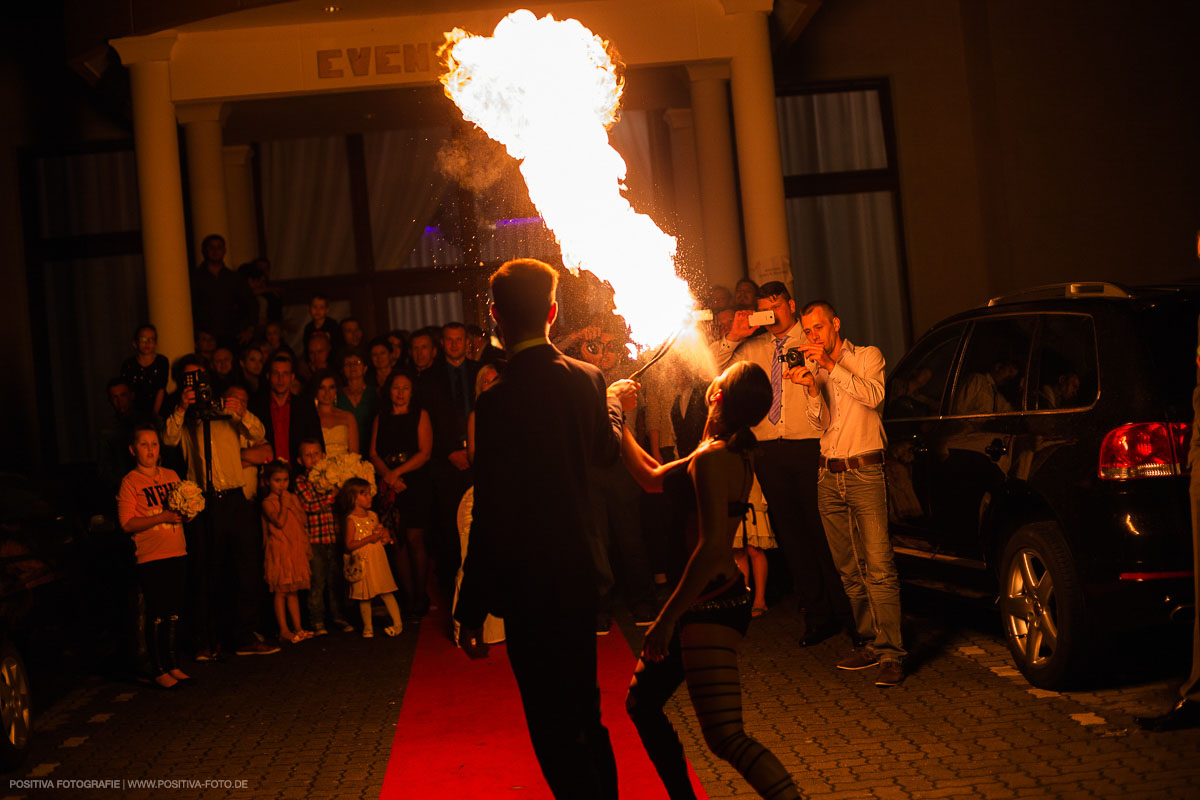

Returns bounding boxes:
[628,309,712,381]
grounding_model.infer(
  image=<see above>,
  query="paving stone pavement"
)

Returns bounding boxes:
[5,590,1200,799]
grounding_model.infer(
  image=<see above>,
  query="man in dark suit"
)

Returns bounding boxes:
[251,352,324,470]
[456,258,637,799]
[416,322,482,605]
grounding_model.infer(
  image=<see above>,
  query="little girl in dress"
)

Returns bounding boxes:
[261,461,314,644]
[336,478,403,638]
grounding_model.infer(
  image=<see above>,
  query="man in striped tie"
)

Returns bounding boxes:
[712,281,853,648]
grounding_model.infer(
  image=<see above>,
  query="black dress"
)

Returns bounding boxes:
[375,408,433,530]
[120,354,170,416]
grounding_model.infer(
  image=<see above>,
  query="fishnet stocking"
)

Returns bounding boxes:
[627,622,800,799]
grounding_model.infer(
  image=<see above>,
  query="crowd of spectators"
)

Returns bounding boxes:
[100,232,904,691]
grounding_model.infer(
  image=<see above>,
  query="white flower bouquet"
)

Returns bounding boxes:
[310,452,377,497]
[166,480,206,520]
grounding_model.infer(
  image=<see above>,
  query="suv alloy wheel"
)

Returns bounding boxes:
[999,522,1088,689]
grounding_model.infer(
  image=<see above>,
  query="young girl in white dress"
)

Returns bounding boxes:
[336,477,403,638]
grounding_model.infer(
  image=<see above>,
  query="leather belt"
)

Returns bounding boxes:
[819,450,884,473]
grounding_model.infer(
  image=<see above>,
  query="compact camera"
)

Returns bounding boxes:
[783,347,806,368]
[747,309,775,327]
[183,369,228,421]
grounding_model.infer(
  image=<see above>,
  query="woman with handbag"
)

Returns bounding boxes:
[369,370,434,617]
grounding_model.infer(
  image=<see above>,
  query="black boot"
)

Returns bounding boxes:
[146,618,177,690]
[163,616,191,683]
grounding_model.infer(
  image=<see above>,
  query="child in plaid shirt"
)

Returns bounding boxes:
[296,438,355,634]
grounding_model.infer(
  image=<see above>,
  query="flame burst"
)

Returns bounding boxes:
[440,10,695,349]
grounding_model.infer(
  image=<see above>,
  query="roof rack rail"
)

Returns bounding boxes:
[986,282,1132,307]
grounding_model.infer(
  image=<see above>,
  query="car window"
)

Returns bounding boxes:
[950,316,1035,415]
[885,322,965,419]
[1032,315,1098,411]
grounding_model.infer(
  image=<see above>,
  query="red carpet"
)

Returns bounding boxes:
[382,607,708,799]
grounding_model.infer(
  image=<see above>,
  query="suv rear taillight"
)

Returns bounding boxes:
[1098,422,1190,479]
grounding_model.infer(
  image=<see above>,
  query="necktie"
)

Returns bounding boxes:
[769,338,784,425]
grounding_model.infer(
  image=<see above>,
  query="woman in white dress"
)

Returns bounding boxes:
[313,371,359,457]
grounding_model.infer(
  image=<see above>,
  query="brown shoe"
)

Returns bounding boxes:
[875,660,904,686]
[836,647,879,670]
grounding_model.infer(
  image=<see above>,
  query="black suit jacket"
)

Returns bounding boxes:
[250,393,325,468]
[416,357,482,458]
[455,344,623,626]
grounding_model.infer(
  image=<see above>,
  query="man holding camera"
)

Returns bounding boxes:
[163,356,277,658]
[712,281,852,647]
[788,301,906,686]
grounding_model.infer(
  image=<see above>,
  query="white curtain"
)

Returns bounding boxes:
[260,136,357,278]
[776,90,888,176]
[777,89,907,363]
[363,128,453,270]
[787,193,906,364]
[44,255,148,462]
[610,109,659,216]
[36,150,141,239]
[388,291,464,330]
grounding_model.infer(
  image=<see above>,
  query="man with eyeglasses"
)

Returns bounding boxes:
[575,315,657,632]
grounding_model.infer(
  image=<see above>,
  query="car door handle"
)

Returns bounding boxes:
[984,438,1008,461]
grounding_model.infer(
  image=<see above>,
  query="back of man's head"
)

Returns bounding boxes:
[490,259,558,336]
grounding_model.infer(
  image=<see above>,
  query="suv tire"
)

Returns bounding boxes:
[0,641,31,770]
[999,522,1089,689]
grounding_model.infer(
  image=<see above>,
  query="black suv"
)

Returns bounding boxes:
[883,282,1197,689]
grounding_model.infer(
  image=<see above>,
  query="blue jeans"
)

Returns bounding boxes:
[817,463,906,662]
[307,543,345,628]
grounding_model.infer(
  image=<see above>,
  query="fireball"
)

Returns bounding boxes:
[440,10,696,350]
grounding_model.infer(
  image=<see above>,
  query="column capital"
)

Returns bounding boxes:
[176,102,230,126]
[222,144,254,167]
[686,62,731,84]
[110,34,177,66]
[662,108,695,131]
[721,0,774,13]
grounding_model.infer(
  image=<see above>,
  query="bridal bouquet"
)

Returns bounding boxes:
[166,480,206,520]
[310,452,377,496]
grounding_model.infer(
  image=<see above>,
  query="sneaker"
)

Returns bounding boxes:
[595,615,612,636]
[334,619,355,633]
[875,660,904,686]
[194,648,217,662]
[836,647,879,670]
[313,626,329,637]
[235,640,281,656]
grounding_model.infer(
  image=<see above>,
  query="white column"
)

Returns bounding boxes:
[662,109,706,282]
[223,145,259,269]
[178,103,230,263]
[686,63,745,293]
[726,7,793,290]
[111,35,194,366]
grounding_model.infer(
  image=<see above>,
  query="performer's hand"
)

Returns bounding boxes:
[640,616,674,663]
[461,627,489,659]
[607,379,640,412]
[448,449,470,471]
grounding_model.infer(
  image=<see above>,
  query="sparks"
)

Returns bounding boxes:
[440,9,695,349]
